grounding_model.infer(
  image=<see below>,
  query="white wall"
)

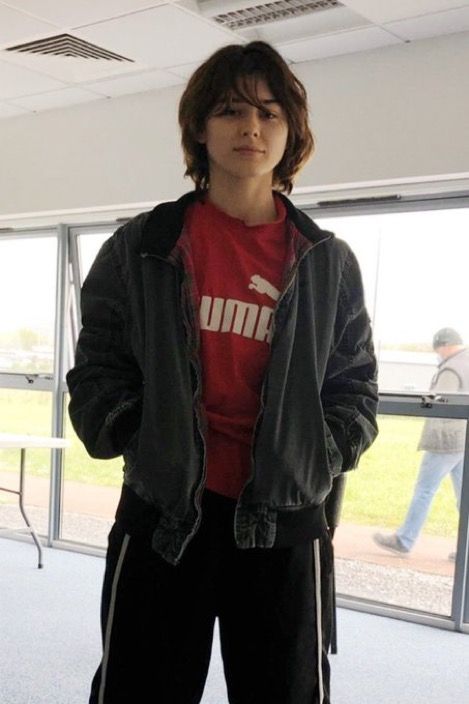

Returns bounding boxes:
[0,31,468,217]
[295,31,469,188]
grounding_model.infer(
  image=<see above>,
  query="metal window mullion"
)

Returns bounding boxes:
[48,224,69,545]
[451,425,469,629]
[379,397,469,419]
[0,373,54,391]
[69,228,82,330]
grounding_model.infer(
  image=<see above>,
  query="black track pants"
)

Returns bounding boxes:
[90,490,333,704]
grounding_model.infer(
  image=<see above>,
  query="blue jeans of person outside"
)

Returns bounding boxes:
[396,451,463,551]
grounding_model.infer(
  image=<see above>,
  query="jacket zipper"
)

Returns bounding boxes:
[178,270,207,554]
[140,251,207,555]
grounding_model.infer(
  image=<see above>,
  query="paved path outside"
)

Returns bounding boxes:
[0,470,457,578]
[0,470,119,519]
[334,522,455,577]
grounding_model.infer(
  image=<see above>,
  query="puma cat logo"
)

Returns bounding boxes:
[248,275,280,302]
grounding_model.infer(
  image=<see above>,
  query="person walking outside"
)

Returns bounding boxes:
[374,327,469,559]
[67,41,378,704]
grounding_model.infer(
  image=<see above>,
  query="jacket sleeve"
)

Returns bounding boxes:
[321,245,379,472]
[66,232,143,459]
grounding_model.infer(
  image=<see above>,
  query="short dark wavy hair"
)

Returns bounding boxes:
[178,41,314,194]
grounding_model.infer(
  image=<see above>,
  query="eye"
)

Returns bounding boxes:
[259,108,278,120]
[220,107,238,116]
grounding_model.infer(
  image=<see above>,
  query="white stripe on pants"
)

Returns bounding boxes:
[313,538,324,704]
[98,533,131,704]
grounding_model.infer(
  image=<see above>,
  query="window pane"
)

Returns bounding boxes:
[78,231,112,281]
[0,236,57,374]
[0,389,53,538]
[334,413,465,616]
[316,208,469,393]
[62,230,116,546]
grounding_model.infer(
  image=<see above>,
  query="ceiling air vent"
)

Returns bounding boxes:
[205,0,342,30]
[5,33,133,63]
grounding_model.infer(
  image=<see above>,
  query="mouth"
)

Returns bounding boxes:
[233,146,265,155]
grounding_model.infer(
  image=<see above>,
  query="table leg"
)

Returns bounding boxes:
[18,448,43,569]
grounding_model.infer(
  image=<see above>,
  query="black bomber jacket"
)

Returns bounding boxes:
[66,190,379,564]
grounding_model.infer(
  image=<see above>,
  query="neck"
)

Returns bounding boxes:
[207,178,278,226]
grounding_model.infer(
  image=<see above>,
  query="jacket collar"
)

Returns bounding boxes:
[275,192,331,246]
[140,191,200,257]
[139,190,331,257]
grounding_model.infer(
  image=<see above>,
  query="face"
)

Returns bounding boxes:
[198,77,289,189]
[435,345,457,360]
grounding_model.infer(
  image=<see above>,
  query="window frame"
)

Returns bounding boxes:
[1,191,469,633]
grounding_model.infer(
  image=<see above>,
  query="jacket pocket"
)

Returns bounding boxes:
[324,423,343,477]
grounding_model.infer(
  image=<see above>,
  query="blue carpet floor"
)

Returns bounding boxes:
[1,537,468,704]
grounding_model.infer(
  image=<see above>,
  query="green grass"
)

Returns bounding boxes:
[343,416,459,537]
[0,391,460,537]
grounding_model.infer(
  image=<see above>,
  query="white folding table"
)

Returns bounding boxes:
[0,433,70,568]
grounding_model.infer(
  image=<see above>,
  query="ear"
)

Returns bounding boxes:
[194,120,207,144]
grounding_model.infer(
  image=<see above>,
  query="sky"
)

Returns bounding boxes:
[319,207,469,349]
[0,232,110,338]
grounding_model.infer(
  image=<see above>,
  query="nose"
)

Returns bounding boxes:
[241,110,260,138]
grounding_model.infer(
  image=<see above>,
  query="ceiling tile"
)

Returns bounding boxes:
[0,58,65,99]
[240,5,370,44]
[0,3,58,47]
[279,26,402,63]
[8,86,107,111]
[84,68,184,97]
[166,59,202,79]
[385,6,469,40]
[0,101,31,118]
[0,1,167,28]
[340,0,469,25]
[74,5,235,68]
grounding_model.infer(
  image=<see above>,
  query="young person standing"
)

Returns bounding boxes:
[67,41,378,704]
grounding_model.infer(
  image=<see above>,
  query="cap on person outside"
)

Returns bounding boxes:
[432,327,463,349]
